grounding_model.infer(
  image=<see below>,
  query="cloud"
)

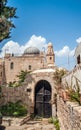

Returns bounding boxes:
[2,41,21,55]
[25,35,47,50]
[0,35,75,59]
[55,46,75,57]
[76,37,81,43]
[0,35,47,57]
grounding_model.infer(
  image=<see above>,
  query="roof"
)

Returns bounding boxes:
[75,42,81,57]
[32,68,56,73]
[23,47,40,55]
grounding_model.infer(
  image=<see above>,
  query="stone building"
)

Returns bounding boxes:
[0,58,5,85]
[62,42,81,92]
[0,42,59,117]
[75,42,81,64]
[0,42,56,84]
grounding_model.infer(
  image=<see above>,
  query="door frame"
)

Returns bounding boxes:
[34,80,52,118]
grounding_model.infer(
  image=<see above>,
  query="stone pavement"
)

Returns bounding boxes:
[1,118,56,130]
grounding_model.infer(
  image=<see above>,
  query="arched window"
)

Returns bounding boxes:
[10,62,14,69]
[0,72,2,77]
[50,57,52,60]
[29,65,31,70]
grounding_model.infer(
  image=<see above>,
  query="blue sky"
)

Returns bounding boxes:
[1,0,81,70]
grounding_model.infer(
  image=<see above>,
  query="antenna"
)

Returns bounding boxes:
[68,52,70,69]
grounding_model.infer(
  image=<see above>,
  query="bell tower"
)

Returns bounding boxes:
[46,42,55,66]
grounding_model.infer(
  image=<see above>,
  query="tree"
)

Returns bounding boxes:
[0,0,17,42]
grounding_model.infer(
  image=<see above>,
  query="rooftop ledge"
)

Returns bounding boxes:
[32,68,56,73]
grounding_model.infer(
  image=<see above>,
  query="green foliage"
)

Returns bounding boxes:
[54,69,67,84]
[8,82,14,87]
[48,117,60,130]
[0,101,27,117]
[70,91,80,104]
[17,70,28,84]
[66,78,81,105]
[0,0,17,42]
[8,81,19,87]
[8,70,28,87]
[68,88,80,105]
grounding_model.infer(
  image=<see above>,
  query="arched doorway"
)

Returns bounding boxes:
[34,80,52,118]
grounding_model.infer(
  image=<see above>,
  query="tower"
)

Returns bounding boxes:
[46,42,55,66]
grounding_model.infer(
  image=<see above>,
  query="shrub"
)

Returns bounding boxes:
[69,89,80,104]
[48,117,60,130]
[0,101,27,117]
[54,69,67,85]
[8,70,30,87]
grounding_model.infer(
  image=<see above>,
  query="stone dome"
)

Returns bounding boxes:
[23,47,40,55]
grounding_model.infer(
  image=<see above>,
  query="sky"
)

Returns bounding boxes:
[0,0,81,70]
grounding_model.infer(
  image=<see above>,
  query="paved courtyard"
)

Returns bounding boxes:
[0,118,56,130]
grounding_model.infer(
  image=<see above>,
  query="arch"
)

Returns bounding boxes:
[34,80,52,118]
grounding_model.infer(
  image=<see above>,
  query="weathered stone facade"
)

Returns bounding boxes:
[57,95,81,130]
[0,42,56,84]
[2,69,57,117]
[0,42,59,118]
[4,54,45,83]
[62,64,81,93]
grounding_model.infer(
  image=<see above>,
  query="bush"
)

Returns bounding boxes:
[48,117,60,130]
[8,70,30,87]
[69,90,80,104]
[0,101,27,117]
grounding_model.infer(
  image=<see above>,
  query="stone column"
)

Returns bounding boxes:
[52,104,57,117]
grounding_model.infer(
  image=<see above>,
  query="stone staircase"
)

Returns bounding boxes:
[2,117,56,130]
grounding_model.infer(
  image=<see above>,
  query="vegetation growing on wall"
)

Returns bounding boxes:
[8,70,30,87]
[63,78,81,105]
[0,101,27,117]
[54,69,67,85]
[17,70,28,84]
[48,117,60,130]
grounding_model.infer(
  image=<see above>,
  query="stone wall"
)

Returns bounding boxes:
[62,64,81,92]
[4,54,45,83]
[2,86,30,106]
[1,69,57,116]
[57,95,81,130]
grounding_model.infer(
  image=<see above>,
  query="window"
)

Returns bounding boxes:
[29,65,31,70]
[0,72,2,77]
[10,62,14,69]
[50,57,52,60]
[77,55,80,64]
[12,53,14,57]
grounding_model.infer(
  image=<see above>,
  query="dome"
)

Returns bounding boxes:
[23,47,40,55]
[48,42,53,47]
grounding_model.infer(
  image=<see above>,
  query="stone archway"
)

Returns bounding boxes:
[34,80,52,118]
